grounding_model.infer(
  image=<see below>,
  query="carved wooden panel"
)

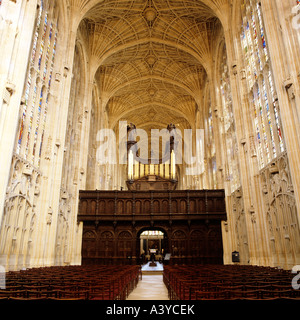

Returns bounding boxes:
[79,189,226,220]
[80,221,224,265]
[79,189,226,265]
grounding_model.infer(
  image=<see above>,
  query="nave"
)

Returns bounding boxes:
[0,264,299,301]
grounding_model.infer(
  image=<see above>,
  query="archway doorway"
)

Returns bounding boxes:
[138,228,168,265]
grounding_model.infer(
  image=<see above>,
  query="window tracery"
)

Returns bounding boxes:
[16,0,58,168]
[241,0,285,169]
[0,0,60,270]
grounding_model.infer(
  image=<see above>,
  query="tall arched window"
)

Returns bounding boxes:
[16,0,58,168]
[241,0,285,169]
[220,46,240,193]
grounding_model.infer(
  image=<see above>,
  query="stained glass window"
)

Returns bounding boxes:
[38,13,47,71]
[263,78,276,157]
[251,8,262,72]
[241,16,257,89]
[16,0,58,167]
[25,83,37,158]
[31,5,43,65]
[241,0,285,169]
[256,3,268,62]
[252,85,264,166]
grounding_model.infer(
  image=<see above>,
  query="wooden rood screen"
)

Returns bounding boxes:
[78,190,227,265]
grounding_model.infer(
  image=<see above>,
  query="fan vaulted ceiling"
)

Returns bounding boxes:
[78,0,225,132]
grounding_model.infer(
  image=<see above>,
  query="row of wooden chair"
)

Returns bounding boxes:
[163,264,300,300]
[0,265,142,300]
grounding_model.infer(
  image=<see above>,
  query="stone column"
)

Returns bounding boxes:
[68,76,95,265]
[223,24,258,265]
[32,10,80,267]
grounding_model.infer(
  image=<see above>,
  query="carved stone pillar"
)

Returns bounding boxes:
[0,155,41,270]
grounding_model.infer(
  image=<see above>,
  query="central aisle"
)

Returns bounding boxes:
[127,274,169,300]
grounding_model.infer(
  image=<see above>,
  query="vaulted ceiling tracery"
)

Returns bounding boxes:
[75,0,226,132]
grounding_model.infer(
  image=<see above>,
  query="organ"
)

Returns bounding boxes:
[126,123,178,191]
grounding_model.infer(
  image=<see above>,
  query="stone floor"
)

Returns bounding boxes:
[127,274,169,300]
[127,262,169,300]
